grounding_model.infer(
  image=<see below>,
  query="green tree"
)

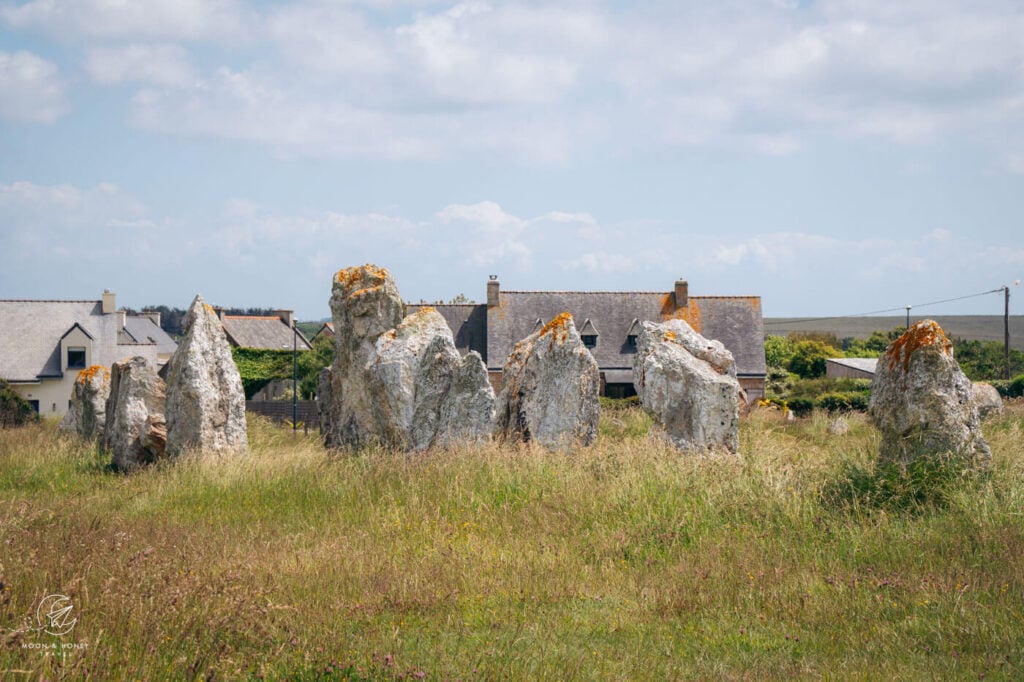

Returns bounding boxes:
[764,335,794,369]
[787,340,839,379]
[298,334,336,399]
[843,328,905,358]
[0,379,36,427]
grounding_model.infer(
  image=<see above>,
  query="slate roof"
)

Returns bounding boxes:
[486,291,767,379]
[405,304,488,360]
[221,316,313,351]
[122,316,178,355]
[826,357,878,374]
[0,300,174,382]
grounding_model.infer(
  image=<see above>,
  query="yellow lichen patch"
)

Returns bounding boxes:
[885,319,952,373]
[204,303,214,313]
[661,298,703,333]
[76,365,109,384]
[664,330,677,340]
[335,263,391,286]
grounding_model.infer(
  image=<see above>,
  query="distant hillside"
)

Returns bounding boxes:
[765,315,1024,351]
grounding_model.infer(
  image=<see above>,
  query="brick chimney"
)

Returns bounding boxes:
[674,279,689,310]
[487,276,500,307]
[142,310,161,327]
[102,289,116,314]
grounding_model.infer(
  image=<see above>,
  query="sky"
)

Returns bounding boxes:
[1,0,1022,321]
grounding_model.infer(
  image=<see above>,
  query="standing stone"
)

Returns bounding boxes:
[371,308,495,450]
[827,417,850,436]
[324,264,406,449]
[165,295,248,456]
[495,312,600,449]
[59,365,110,441]
[103,356,167,470]
[869,320,990,468]
[317,367,333,437]
[973,382,1004,419]
[323,267,496,451]
[633,319,741,453]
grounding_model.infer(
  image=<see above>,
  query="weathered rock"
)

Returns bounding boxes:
[317,367,333,436]
[973,382,1004,419]
[60,365,110,441]
[827,417,850,436]
[324,264,406,449]
[869,320,990,468]
[371,308,496,450]
[103,356,167,470]
[633,319,741,453]
[436,351,496,448]
[165,294,248,456]
[495,312,600,449]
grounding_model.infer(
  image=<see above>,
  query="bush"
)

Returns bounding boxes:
[817,392,869,413]
[788,397,814,418]
[787,340,840,379]
[0,379,36,427]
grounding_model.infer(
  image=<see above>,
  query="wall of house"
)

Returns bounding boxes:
[13,375,79,419]
[824,364,875,381]
[739,377,765,402]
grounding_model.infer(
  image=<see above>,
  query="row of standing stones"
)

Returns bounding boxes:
[60,265,999,470]
[317,264,742,452]
[60,295,248,469]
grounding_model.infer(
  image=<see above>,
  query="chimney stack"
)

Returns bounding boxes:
[102,289,116,314]
[674,279,689,310]
[487,276,500,307]
[117,310,127,329]
[273,309,295,328]
[142,310,161,328]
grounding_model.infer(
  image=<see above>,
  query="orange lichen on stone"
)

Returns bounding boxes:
[204,303,214,313]
[76,365,109,384]
[335,263,390,286]
[885,319,952,373]
[664,330,677,340]
[539,312,573,347]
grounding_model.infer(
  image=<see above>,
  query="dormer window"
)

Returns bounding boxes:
[625,318,641,352]
[67,347,86,369]
[579,318,599,349]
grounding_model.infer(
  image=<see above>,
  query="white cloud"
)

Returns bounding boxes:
[85,44,195,87]
[0,50,66,123]
[1,0,249,42]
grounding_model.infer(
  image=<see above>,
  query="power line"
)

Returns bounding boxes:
[767,287,1005,328]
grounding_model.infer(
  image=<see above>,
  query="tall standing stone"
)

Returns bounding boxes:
[494,312,600,449]
[324,264,406,449]
[869,320,990,468]
[165,294,248,456]
[323,268,495,451]
[103,356,167,470]
[633,319,741,453]
[60,365,110,442]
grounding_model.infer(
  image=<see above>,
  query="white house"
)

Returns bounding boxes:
[0,291,177,419]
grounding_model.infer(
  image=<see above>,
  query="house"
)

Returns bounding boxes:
[408,278,767,401]
[216,309,313,352]
[825,357,878,380]
[310,322,335,344]
[214,308,312,401]
[0,291,177,418]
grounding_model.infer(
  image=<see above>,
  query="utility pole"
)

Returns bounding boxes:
[1007,285,1012,380]
[905,305,911,330]
[293,322,298,434]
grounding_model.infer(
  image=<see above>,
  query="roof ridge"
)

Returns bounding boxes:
[0,299,99,303]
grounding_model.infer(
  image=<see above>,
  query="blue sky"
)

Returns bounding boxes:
[1,0,1022,320]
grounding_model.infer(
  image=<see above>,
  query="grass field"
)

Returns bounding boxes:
[765,315,1024,350]
[2,406,1023,680]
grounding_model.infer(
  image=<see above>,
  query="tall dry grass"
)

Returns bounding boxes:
[1,406,1022,680]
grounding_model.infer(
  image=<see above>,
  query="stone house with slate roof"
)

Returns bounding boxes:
[216,309,313,353]
[409,278,767,401]
[0,291,177,419]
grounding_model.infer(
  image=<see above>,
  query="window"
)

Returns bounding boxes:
[581,334,598,349]
[627,334,638,349]
[67,347,86,369]
[27,400,39,414]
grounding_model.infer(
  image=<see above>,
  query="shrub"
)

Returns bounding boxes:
[787,340,840,379]
[817,392,869,413]
[788,397,814,417]
[0,379,36,427]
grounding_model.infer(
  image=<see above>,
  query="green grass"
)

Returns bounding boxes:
[2,406,1024,680]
